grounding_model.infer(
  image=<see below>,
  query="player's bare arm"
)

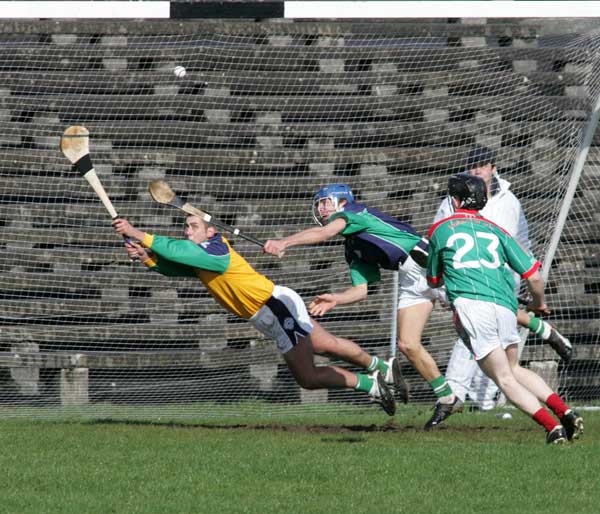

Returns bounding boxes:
[308,283,368,316]
[263,217,346,257]
[524,270,550,315]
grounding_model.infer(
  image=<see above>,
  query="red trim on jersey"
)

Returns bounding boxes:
[522,260,541,279]
[427,274,442,286]
[428,210,512,239]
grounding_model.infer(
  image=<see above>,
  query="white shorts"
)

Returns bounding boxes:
[453,297,521,360]
[397,256,446,310]
[249,285,314,354]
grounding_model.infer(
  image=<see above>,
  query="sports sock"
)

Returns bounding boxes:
[545,393,569,419]
[429,375,454,402]
[527,313,552,340]
[377,358,390,376]
[366,356,379,373]
[532,407,560,432]
[355,373,375,393]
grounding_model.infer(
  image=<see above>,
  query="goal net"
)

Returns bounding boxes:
[0,19,598,419]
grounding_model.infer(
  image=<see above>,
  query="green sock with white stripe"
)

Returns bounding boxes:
[527,313,552,339]
[365,356,390,376]
[429,375,453,402]
[355,373,375,393]
[366,356,379,373]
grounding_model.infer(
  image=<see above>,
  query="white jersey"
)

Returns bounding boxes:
[434,175,530,250]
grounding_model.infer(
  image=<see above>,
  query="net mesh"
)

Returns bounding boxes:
[0,19,598,419]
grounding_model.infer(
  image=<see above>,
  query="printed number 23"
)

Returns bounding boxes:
[447,232,501,269]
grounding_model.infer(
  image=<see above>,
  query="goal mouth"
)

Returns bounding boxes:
[1,18,598,418]
[60,125,90,164]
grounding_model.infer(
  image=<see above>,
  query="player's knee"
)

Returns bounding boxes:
[494,372,516,391]
[397,338,419,356]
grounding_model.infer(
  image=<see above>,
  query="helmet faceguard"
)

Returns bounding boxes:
[448,174,488,211]
[311,184,355,225]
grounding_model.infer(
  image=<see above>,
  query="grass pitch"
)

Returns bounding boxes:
[0,405,597,514]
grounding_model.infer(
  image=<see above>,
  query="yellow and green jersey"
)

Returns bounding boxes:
[427,209,540,313]
[141,232,274,319]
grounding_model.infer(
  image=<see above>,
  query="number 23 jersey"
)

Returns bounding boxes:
[427,209,540,313]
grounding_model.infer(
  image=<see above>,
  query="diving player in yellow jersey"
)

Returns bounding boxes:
[113,215,396,415]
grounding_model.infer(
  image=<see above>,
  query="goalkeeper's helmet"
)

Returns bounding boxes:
[312,184,355,225]
[448,174,488,210]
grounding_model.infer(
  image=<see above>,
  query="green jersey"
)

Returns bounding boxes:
[329,202,426,286]
[427,209,540,313]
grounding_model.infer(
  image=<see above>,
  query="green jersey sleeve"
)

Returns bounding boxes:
[426,235,443,286]
[500,229,539,277]
[329,210,365,236]
[147,255,198,278]
[150,235,230,274]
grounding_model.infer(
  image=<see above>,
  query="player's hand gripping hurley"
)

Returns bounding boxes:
[60,125,135,254]
[148,179,265,247]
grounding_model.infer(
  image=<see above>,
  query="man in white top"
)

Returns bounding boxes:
[434,146,573,411]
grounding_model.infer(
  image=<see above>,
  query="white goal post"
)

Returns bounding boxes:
[0,17,598,419]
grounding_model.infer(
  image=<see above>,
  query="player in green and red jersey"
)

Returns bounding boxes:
[427,174,582,444]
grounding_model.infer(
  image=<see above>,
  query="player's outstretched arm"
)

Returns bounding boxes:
[263,218,346,256]
[308,283,368,316]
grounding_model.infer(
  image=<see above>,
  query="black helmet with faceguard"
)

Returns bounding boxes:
[448,174,487,210]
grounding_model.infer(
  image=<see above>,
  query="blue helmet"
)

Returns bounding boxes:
[312,184,355,225]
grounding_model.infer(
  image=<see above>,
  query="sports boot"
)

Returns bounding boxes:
[369,371,396,416]
[424,397,463,431]
[547,328,573,364]
[383,357,409,404]
[546,425,567,444]
[562,410,583,440]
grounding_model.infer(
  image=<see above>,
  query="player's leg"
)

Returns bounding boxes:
[283,334,393,416]
[477,346,541,415]
[516,309,572,363]
[506,344,583,440]
[283,335,353,389]
[397,301,437,379]
[477,345,565,443]
[252,285,396,415]
[506,344,554,401]
[313,332,410,403]
[310,334,370,368]
[307,320,396,415]
[468,367,500,411]
[397,258,455,406]
[397,301,457,406]
[310,332,401,391]
[444,338,478,404]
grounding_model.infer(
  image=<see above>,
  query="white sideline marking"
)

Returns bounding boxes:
[0,1,170,18]
[285,1,600,18]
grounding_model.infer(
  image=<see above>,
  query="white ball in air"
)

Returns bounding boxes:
[174,66,187,78]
